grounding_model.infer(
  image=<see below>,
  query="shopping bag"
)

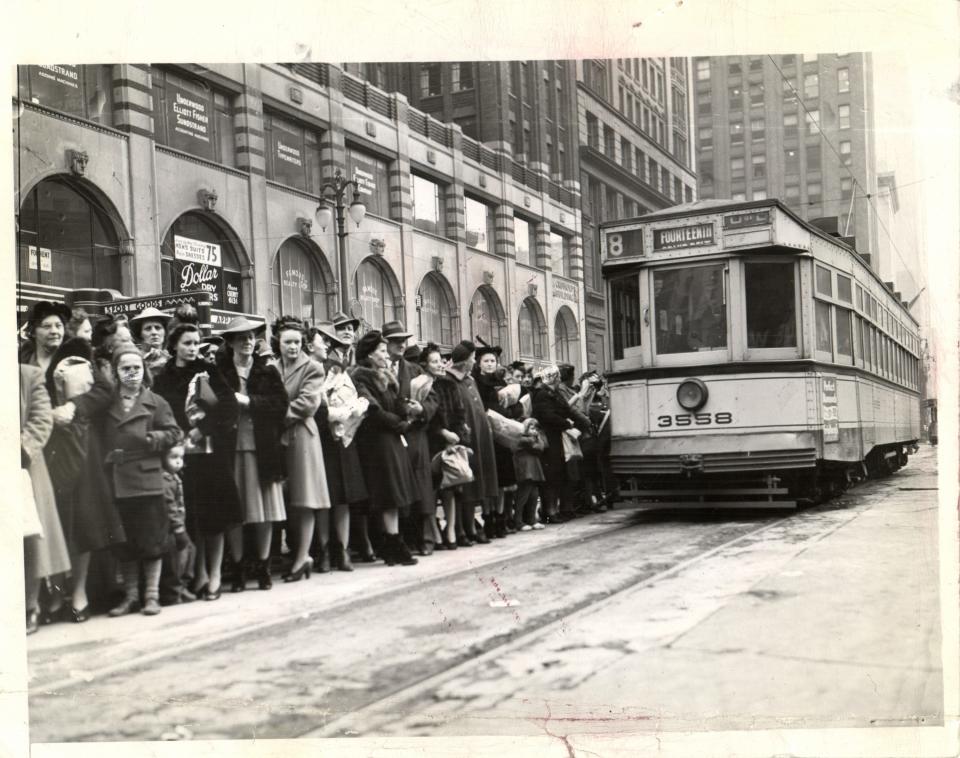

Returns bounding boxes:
[485,409,526,451]
[431,444,474,489]
[53,356,94,400]
[21,468,43,539]
[562,428,583,462]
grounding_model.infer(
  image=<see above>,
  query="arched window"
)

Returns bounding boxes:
[161,212,246,312]
[554,306,580,372]
[354,257,400,329]
[469,285,505,348]
[518,297,546,359]
[417,273,456,347]
[271,237,334,323]
[18,176,122,291]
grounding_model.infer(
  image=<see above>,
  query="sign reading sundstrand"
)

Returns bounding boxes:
[653,223,715,251]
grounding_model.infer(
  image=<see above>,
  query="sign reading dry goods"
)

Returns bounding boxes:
[723,210,771,230]
[653,223,715,251]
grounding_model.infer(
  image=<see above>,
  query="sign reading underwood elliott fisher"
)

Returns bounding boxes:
[653,223,715,251]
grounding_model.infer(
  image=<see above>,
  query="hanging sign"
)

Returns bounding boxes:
[174,235,221,266]
[39,247,52,272]
[168,235,241,312]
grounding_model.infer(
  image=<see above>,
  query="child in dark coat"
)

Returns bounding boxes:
[160,444,196,604]
[513,418,547,530]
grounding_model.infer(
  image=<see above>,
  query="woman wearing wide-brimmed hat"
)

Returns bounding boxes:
[130,307,173,374]
[306,323,369,571]
[273,315,330,582]
[217,317,289,590]
[349,330,419,566]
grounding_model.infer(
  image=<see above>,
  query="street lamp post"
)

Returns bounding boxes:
[316,170,367,313]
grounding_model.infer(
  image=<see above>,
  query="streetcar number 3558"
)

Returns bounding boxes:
[657,412,733,427]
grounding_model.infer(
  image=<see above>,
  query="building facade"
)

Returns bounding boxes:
[14,62,586,371]
[575,57,697,368]
[693,53,879,261]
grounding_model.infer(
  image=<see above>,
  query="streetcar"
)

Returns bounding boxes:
[600,199,921,507]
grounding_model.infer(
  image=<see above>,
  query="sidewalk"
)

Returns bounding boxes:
[26,503,634,691]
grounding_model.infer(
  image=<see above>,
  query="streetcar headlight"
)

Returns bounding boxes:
[677,379,708,411]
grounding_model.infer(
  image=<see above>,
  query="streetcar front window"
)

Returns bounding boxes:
[654,264,727,354]
[744,262,797,348]
[610,273,642,360]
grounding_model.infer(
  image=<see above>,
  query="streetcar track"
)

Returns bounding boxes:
[32,513,648,694]
[305,511,804,738]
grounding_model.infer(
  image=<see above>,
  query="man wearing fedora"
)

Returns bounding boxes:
[382,321,441,556]
[331,311,360,367]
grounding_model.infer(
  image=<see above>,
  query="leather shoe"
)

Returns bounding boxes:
[108,598,140,617]
[69,604,90,623]
[26,609,39,635]
[141,598,162,615]
[203,584,223,601]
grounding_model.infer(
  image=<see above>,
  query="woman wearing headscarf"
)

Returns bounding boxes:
[152,322,243,600]
[445,340,498,545]
[273,316,329,582]
[349,330,419,566]
[94,344,183,617]
[217,317,288,590]
[306,324,368,571]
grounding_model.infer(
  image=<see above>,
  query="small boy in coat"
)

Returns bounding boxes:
[513,418,547,530]
[159,444,196,604]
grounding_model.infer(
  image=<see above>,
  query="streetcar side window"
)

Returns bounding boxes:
[653,264,727,354]
[836,308,854,362]
[744,262,796,348]
[610,273,642,360]
[815,265,832,296]
[815,301,833,353]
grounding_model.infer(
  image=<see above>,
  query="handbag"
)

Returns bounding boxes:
[431,444,474,489]
[21,468,43,539]
[562,428,584,462]
[44,424,86,491]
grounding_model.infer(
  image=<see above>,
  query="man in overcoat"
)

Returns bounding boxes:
[531,365,592,523]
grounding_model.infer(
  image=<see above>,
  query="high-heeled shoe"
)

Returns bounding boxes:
[456,534,473,548]
[284,558,313,582]
[26,609,40,635]
[358,547,378,563]
[443,537,458,551]
[203,584,222,601]
[69,604,91,623]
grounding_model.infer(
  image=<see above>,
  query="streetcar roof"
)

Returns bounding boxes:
[599,198,920,326]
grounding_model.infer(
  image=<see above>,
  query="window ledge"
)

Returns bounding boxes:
[155,144,249,179]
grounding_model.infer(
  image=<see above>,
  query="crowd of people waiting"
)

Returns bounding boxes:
[18,299,615,633]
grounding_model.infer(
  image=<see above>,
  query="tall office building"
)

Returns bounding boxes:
[693,53,879,262]
[576,57,697,367]
[357,58,697,369]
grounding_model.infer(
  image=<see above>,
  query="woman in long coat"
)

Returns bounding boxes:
[153,322,243,600]
[473,345,525,539]
[419,343,469,549]
[217,318,289,590]
[349,331,419,566]
[21,364,71,634]
[307,325,368,572]
[445,341,498,545]
[94,345,183,617]
[273,316,329,582]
